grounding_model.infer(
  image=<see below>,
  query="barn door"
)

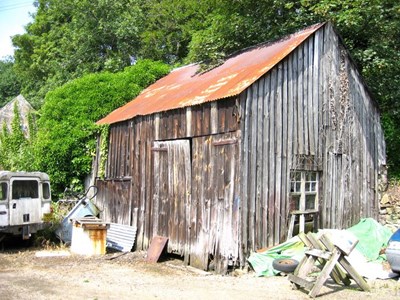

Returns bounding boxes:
[190,131,241,273]
[152,140,191,259]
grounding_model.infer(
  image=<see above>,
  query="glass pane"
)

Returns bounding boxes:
[311,172,317,181]
[310,182,316,191]
[305,182,310,192]
[0,182,7,200]
[306,195,316,210]
[43,183,51,200]
[12,180,39,199]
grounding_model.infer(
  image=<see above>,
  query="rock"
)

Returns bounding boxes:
[381,194,391,205]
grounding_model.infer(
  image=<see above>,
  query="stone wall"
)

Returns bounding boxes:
[379,183,400,232]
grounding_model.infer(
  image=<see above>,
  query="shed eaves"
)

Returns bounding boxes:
[97,23,324,125]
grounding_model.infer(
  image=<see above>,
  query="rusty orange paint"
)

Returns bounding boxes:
[97,23,324,125]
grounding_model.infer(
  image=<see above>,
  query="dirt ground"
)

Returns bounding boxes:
[0,242,399,300]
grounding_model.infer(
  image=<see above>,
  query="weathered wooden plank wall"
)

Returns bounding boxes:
[106,122,133,179]
[190,131,241,273]
[97,98,240,256]
[238,23,386,260]
[94,179,131,225]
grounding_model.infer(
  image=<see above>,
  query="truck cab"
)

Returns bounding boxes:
[0,171,51,240]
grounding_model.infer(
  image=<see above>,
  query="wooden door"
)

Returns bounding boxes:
[152,140,191,259]
[190,131,241,273]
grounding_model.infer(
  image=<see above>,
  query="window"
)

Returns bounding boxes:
[43,182,51,200]
[12,180,39,199]
[290,171,319,212]
[0,182,7,201]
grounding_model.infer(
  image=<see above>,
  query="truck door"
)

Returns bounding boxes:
[10,178,42,226]
[0,182,8,226]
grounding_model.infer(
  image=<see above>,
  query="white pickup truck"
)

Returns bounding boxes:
[0,171,51,240]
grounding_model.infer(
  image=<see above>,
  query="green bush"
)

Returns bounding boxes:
[33,60,170,197]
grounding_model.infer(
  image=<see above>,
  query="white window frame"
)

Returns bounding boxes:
[290,171,319,213]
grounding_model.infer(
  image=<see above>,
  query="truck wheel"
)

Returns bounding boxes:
[272,258,299,273]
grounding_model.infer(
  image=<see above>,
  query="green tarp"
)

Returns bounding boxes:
[346,218,392,261]
[247,218,393,277]
[247,236,305,277]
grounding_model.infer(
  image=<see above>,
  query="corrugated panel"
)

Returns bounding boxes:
[106,222,137,252]
[97,23,324,125]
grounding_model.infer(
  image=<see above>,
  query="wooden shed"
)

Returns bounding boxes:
[93,22,386,273]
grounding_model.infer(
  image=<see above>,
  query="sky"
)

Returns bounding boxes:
[0,0,37,59]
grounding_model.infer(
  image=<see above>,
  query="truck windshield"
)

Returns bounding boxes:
[12,180,39,199]
[0,182,7,200]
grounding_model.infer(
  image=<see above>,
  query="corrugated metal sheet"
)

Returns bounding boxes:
[106,222,137,252]
[97,23,324,125]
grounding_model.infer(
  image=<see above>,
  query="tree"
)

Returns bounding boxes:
[0,57,21,106]
[12,0,144,108]
[0,103,28,170]
[139,0,213,65]
[33,59,170,196]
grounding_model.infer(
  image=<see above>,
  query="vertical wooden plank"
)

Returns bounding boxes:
[211,101,218,134]
[303,40,310,155]
[152,142,160,237]
[190,136,208,269]
[314,29,321,162]
[297,43,305,155]
[280,58,289,241]
[236,95,246,266]
[268,68,277,246]
[321,24,331,228]
[132,120,140,229]
[249,82,258,250]
[154,113,160,140]
[233,130,241,266]
[138,120,147,249]
[287,54,294,236]
[225,100,235,131]
[203,103,211,135]
[240,89,251,255]
[189,137,199,265]
[262,75,271,248]
[287,50,294,165]
[186,107,192,137]
[218,102,227,133]
[173,111,180,139]
[274,64,283,245]
[144,117,152,249]
[308,36,315,155]
[331,24,340,156]
[256,77,264,249]
[292,48,299,156]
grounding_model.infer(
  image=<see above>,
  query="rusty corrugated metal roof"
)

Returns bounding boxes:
[97,23,324,125]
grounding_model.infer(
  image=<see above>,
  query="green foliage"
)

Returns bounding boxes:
[34,60,170,196]
[139,0,213,65]
[12,0,144,107]
[0,57,21,106]
[98,124,109,180]
[0,103,29,170]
